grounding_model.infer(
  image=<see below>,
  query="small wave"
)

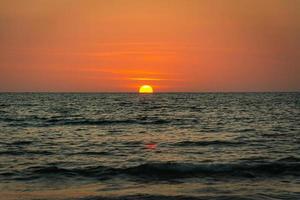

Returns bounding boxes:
[88,194,292,200]
[233,128,256,133]
[24,165,110,179]
[70,151,111,156]
[45,118,136,126]
[174,140,245,147]
[0,151,24,156]
[10,141,33,145]
[0,150,54,156]
[78,194,257,200]
[237,156,271,162]
[29,166,74,175]
[2,117,172,127]
[276,156,300,162]
[46,118,170,126]
[1,115,203,127]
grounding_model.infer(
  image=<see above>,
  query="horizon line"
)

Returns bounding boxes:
[0,91,299,94]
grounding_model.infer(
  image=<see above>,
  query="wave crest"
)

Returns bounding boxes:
[5,157,300,181]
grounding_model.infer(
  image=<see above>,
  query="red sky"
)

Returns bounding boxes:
[0,0,299,92]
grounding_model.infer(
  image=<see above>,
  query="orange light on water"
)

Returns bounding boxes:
[145,143,157,150]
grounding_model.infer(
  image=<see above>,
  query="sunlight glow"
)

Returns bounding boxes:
[139,85,154,93]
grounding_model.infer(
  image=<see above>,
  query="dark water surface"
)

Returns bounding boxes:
[0,93,299,200]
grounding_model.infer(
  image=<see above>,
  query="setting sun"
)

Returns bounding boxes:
[139,85,154,94]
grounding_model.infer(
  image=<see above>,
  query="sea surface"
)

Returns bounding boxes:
[0,93,299,200]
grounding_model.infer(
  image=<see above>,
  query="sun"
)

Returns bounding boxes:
[139,85,154,93]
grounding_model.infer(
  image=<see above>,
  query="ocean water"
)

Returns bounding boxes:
[0,93,299,200]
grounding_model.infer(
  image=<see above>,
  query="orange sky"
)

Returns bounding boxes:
[0,0,299,92]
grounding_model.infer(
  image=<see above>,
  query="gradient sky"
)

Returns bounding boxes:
[0,0,299,92]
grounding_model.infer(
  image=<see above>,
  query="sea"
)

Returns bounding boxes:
[0,93,299,200]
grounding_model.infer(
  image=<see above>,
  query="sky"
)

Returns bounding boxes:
[0,0,299,92]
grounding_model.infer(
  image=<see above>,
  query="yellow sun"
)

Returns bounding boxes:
[139,85,154,93]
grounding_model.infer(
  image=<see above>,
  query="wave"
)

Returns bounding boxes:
[9,141,33,145]
[5,157,300,181]
[76,194,300,200]
[0,150,54,156]
[1,117,172,127]
[77,194,261,200]
[232,128,256,133]
[70,151,111,156]
[45,118,172,126]
[174,140,245,147]
[1,115,201,127]
[120,161,300,179]
[276,156,300,162]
